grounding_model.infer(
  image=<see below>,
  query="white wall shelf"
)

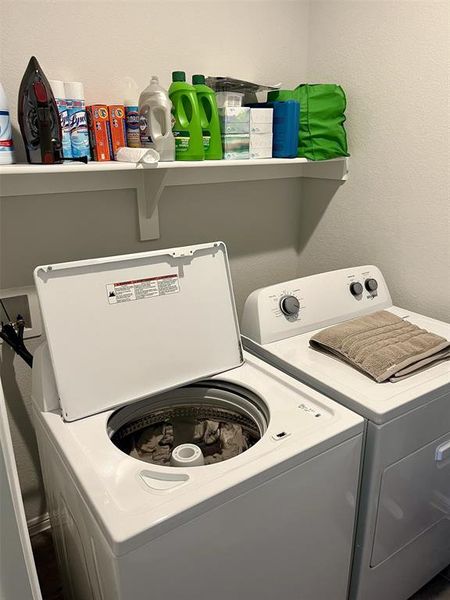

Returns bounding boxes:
[0,157,349,241]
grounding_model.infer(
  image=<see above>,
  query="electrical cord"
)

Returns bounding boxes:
[0,313,33,368]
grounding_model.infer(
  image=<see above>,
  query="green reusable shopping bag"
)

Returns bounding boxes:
[268,84,349,160]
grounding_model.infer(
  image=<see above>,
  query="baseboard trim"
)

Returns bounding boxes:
[28,512,51,537]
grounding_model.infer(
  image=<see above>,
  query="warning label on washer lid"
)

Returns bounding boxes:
[106,274,179,304]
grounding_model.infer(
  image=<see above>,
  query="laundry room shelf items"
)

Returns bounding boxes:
[0,157,349,240]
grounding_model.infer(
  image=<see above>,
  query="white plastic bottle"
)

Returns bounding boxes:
[0,82,15,164]
[138,76,175,161]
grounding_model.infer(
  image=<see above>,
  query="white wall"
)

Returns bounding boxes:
[1,0,310,150]
[1,0,449,525]
[0,0,311,522]
[300,0,450,321]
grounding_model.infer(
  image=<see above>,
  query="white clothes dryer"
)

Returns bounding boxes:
[30,243,364,600]
[242,265,450,600]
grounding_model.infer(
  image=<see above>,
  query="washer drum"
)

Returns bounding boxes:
[108,382,268,467]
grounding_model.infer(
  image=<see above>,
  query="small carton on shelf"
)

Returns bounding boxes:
[249,107,273,158]
[250,107,273,134]
[222,134,249,160]
[215,91,244,108]
[108,105,126,160]
[250,133,273,159]
[86,105,111,161]
[219,107,250,134]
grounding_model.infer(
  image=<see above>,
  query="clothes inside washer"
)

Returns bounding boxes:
[129,418,254,465]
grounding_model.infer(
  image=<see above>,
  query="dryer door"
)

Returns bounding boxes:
[371,430,450,566]
[0,379,42,600]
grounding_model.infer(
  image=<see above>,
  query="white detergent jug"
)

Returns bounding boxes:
[139,76,175,162]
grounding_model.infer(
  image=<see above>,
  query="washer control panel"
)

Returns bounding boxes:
[242,265,392,345]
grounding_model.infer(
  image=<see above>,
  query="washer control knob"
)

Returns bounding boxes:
[365,278,378,293]
[280,295,300,316]
[350,281,363,296]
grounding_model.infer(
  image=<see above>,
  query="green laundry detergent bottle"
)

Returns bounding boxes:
[169,71,204,160]
[192,74,223,160]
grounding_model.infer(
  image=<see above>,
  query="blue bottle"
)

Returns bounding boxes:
[269,100,300,158]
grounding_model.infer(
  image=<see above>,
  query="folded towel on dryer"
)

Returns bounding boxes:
[310,310,450,382]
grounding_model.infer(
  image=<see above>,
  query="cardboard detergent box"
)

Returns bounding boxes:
[86,105,111,161]
[108,105,126,159]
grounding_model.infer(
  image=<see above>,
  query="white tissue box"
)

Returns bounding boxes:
[249,133,273,159]
[222,134,250,159]
[219,107,250,134]
[250,108,273,134]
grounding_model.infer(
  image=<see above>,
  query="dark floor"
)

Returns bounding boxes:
[409,567,450,600]
[31,529,450,599]
[31,530,63,600]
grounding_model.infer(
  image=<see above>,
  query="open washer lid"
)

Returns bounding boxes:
[34,242,243,421]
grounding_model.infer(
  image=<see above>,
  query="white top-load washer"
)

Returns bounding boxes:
[30,242,364,600]
[241,265,450,600]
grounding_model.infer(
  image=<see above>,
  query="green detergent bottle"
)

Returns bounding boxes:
[192,74,223,160]
[169,71,204,160]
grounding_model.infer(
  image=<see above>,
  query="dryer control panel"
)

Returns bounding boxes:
[241,265,392,345]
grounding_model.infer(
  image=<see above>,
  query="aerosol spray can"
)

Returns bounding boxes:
[65,81,90,160]
[49,80,72,159]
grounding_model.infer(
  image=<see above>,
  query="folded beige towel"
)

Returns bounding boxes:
[310,310,450,383]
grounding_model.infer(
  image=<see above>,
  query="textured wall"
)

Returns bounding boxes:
[298,0,450,321]
[0,0,310,522]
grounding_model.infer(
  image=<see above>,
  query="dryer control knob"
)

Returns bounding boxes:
[350,281,363,296]
[365,278,378,292]
[280,295,300,316]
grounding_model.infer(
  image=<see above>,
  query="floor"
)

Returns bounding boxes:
[31,529,450,599]
[409,568,450,600]
[31,531,63,600]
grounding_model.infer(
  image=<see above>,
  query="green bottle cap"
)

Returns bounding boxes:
[172,71,186,82]
[192,74,205,85]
